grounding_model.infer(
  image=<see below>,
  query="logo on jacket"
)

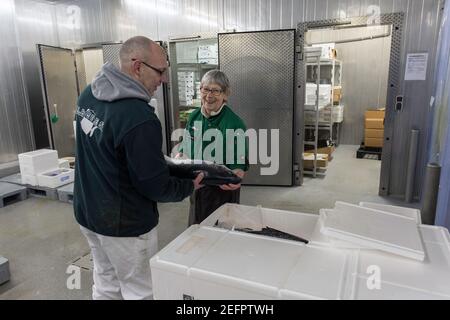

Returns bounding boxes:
[76,107,104,137]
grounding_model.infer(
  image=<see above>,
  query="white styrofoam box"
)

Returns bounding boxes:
[280,245,357,300]
[350,225,450,300]
[151,205,450,300]
[150,225,307,300]
[359,202,422,224]
[283,226,450,300]
[201,203,319,242]
[21,174,38,186]
[305,105,345,124]
[305,83,331,107]
[321,202,425,261]
[311,43,335,59]
[37,168,74,188]
[0,256,10,285]
[18,149,59,176]
[58,159,70,169]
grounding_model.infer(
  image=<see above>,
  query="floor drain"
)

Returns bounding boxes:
[69,252,93,271]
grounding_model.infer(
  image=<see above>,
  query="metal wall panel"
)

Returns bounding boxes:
[219,30,296,186]
[15,0,59,150]
[0,0,35,164]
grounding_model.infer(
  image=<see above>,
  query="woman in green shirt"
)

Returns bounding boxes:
[179,70,249,225]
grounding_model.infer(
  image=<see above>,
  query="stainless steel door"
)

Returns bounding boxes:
[37,45,79,158]
[219,30,296,186]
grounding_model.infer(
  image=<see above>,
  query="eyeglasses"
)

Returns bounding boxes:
[200,87,223,96]
[132,59,168,77]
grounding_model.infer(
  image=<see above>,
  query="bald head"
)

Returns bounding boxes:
[119,36,164,71]
[118,36,169,95]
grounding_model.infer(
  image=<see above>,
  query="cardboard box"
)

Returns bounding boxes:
[365,119,384,129]
[305,146,336,161]
[365,138,384,148]
[365,129,384,139]
[303,153,328,169]
[365,110,385,120]
[333,87,342,104]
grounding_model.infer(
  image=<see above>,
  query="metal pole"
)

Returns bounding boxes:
[405,130,420,203]
[421,163,441,225]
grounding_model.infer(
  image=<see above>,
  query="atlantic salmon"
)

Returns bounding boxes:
[165,156,242,186]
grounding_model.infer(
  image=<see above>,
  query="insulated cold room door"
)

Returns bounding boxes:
[37,45,79,158]
[219,30,296,186]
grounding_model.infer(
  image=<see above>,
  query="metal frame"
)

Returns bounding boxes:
[297,13,405,195]
[36,44,77,153]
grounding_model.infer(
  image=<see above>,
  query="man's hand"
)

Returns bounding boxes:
[193,172,204,191]
[219,169,245,191]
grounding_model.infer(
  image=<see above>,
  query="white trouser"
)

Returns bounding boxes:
[80,225,158,300]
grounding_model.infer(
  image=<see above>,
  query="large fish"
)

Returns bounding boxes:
[165,156,242,186]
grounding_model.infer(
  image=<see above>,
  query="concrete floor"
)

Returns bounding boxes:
[0,145,419,300]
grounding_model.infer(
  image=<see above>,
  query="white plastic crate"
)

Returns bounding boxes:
[18,149,59,176]
[37,168,74,188]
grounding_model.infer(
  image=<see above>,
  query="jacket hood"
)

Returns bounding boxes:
[91,62,151,103]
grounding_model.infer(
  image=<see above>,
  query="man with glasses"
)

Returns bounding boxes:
[73,36,203,300]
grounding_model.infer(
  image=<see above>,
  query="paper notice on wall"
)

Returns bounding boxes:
[405,53,428,81]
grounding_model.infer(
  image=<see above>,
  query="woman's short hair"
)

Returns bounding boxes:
[201,69,230,95]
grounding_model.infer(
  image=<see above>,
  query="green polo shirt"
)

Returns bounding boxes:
[180,105,249,172]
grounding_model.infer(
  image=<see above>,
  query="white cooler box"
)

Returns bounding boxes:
[18,149,59,176]
[37,168,74,188]
[150,203,450,300]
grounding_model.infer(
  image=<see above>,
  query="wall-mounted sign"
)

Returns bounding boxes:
[405,53,428,81]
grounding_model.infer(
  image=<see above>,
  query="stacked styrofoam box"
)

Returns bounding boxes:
[178,72,195,106]
[19,149,59,186]
[311,43,335,59]
[305,83,332,108]
[305,104,344,124]
[198,44,218,65]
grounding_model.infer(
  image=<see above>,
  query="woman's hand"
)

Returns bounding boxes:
[219,170,245,191]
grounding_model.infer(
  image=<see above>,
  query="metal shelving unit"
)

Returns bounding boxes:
[168,35,218,132]
[303,47,330,178]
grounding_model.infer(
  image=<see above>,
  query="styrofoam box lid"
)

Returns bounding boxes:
[322,202,425,261]
[18,149,57,159]
[190,228,306,296]
[282,226,450,300]
[359,202,422,224]
[280,245,356,300]
[150,226,227,274]
[309,211,371,250]
[151,225,306,298]
[200,203,319,241]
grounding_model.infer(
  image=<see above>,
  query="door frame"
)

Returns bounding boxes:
[296,13,405,196]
